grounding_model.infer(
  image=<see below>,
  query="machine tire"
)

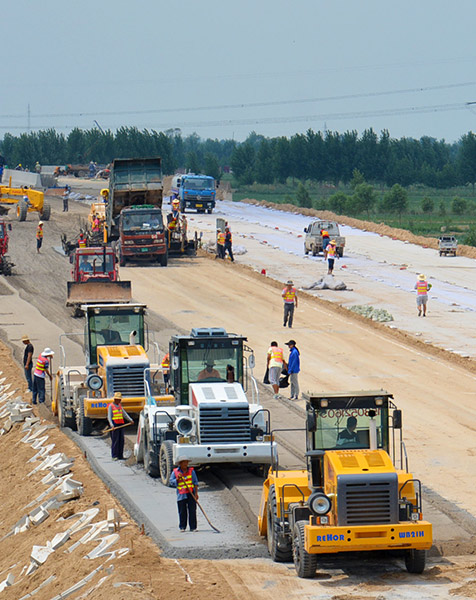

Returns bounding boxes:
[267,485,293,562]
[58,379,76,430]
[207,208,213,214]
[78,170,88,178]
[40,201,51,221]
[304,245,309,255]
[311,246,317,257]
[439,251,443,256]
[119,248,126,267]
[144,429,160,478]
[76,395,93,436]
[405,549,426,574]
[1,257,12,276]
[159,251,168,267]
[293,521,318,578]
[17,201,28,221]
[159,439,174,486]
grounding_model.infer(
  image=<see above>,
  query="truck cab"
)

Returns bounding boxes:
[172,173,216,214]
[259,390,432,578]
[118,205,167,266]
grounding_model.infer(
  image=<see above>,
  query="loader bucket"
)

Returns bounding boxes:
[66,280,132,306]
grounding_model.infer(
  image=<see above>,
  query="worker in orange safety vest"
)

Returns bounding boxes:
[169,456,199,532]
[161,352,170,389]
[326,239,338,275]
[216,229,226,259]
[107,392,133,460]
[267,341,287,398]
[36,221,44,254]
[282,280,298,328]
[78,232,87,248]
[414,274,432,317]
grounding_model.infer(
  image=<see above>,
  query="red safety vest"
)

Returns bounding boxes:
[78,237,87,248]
[111,405,124,425]
[225,231,232,243]
[173,467,195,495]
[282,287,296,303]
[416,280,429,295]
[36,227,43,240]
[34,355,49,377]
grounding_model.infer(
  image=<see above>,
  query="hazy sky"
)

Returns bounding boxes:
[3,0,476,142]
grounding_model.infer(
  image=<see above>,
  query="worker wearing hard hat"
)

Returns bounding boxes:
[414,274,432,317]
[326,239,338,275]
[282,280,298,328]
[32,347,54,404]
[161,353,170,390]
[107,392,133,460]
[36,221,44,254]
[169,456,199,532]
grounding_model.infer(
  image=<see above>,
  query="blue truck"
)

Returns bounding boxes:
[171,173,216,213]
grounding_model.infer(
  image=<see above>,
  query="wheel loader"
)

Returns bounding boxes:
[52,303,164,435]
[258,390,432,578]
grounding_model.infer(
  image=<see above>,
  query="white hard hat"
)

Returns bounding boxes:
[42,347,54,357]
[176,455,189,463]
[38,221,44,226]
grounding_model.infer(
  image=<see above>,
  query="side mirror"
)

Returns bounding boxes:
[307,409,317,432]
[248,354,255,369]
[393,409,402,429]
[8,224,12,231]
[172,356,179,370]
[303,227,308,233]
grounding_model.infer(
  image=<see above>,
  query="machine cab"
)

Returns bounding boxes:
[83,303,146,367]
[73,247,116,282]
[169,327,253,405]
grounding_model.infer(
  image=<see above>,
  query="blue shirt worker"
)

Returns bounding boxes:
[285,339,300,400]
[170,456,199,532]
[107,392,133,460]
[32,348,54,404]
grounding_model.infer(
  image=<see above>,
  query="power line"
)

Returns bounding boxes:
[0,81,475,120]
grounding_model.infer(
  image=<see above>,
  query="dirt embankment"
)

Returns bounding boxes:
[0,342,237,600]
[241,198,476,259]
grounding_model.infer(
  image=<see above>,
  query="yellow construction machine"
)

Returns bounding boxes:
[258,391,432,578]
[0,183,50,221]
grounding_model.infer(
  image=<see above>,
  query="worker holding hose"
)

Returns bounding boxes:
[170,456,199,532]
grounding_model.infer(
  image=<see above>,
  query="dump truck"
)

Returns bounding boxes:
[52,303,162,435]
[0,219,13,275]
[134,327,275,484]
[258,390,432,578]
[304,220,345,257]
[438,235,457,256]
[171,173,216,213]
[66,246,132,317]
[0,184,50,221]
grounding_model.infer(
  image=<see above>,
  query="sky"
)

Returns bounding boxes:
[2,0,476,142]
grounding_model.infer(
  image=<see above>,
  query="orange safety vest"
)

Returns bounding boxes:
[33,355,48,377]
[269,347,284,364]
[282,287,296,303]
[161,353,170,370]
[173,467,195,495]
[217,232,226,245]
[327,244,336,258]
[111,404,124,425]
[321,230,329,238]
[416,280,429,295]
[36,227,43,240]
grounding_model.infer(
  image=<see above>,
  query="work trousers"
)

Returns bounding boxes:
[24,365,33,392]
[32,376,46,404]
[290,372,300,399]
[177,493,197,531]
[224,242,234,262]
[63,198,69,212]
[283,303,294,327]
[110,426,125,459]
[217,244,225,259]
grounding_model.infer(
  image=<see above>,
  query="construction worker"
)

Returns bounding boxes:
[168,199,181,230]
[321,228,330,258]
[36,221,44,254]
[32,347,54,405]
[107,392,133,460]
[415,274,432,317]
[22,334,34,393]
[78,232,87,248]
[170,456,199,532]
[282,280,298,328]
[224,226,234,262]
[216,229,225,259]
[197,361,221,381]
[62,185,70,212]
[161,352,170,390]
[267,341,286,399]
[337,416,358,446]
[100,189,109,204]
[35,161,41,174]
[326,239,337,275]
[92,215,101,232]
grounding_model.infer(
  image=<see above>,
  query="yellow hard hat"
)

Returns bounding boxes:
[101,188,109,197]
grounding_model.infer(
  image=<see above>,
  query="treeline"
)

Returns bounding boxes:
[0,127,235,179]
[3,126,476,191]
[232,130,476,189]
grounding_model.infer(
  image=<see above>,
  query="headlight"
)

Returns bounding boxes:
[124,240,134,245]
[175,416,195,436]
[86,374,103,391]
[308,492,332,516]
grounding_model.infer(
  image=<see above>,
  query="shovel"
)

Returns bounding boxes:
[177,475,221,533]
[102,422,133,435]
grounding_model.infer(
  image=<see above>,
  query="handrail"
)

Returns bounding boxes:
[251,408,271,435]
[59,332,84,368]
[270,427,306,475]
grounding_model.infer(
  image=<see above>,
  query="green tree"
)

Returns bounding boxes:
[382,184,408,217]
[231,144,255,185]
[421,197,434,213]
[329,191,349,215]
[452,197,467,215]
[296,182,312,208]
[458,132,476,194]
[352,183,376,216]
[438,200,446,216]
[350,168,365,189]
[185,151,201,173]
[204,153,221,180]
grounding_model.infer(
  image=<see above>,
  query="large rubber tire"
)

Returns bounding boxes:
[207,208,213,214]
[311,246,317,257]
[304,245,309,255]
[58,379,76,430]
[159,439,174,486]
[293,521,318,578]
[76,395,93,436]
[267,485,293,562]
[40,201,51,221]
[405,549,426,574]
[144,429,160,478]
[159,252,168,267]
[17,201,28,221]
